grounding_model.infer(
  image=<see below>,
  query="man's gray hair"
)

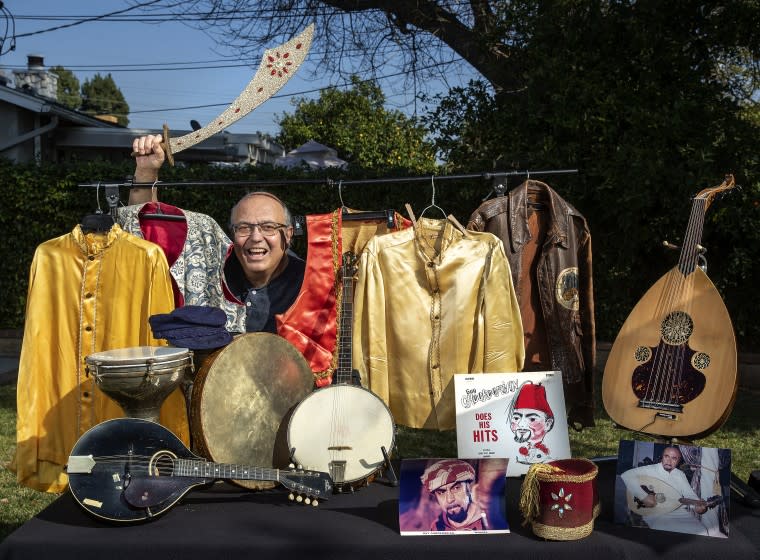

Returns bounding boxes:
[229,191,293,228]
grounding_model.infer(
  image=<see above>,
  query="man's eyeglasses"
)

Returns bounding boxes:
[231,221,287,238]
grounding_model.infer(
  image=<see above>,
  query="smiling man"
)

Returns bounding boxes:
[130,134,305,333]
[223,191,305,332]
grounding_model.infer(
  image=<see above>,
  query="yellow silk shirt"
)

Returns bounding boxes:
[12,225,189,493]
[352,218,525,430]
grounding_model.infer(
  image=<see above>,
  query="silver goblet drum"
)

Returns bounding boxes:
[85,346,193,423]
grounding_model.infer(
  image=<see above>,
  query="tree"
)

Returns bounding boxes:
[80,73,130,126]
[277,76,436,172]
[138,1,760,348]
[50,66,81,110]
[423,2,760,348]
[136,0,523,95]
[136,1,760,114]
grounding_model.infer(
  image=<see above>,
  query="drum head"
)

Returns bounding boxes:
[190,333,313,490]
[287,385,395,486]
[86,346,190,365]
[86,346,192,382]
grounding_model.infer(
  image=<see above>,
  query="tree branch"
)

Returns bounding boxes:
[321,0,520,91]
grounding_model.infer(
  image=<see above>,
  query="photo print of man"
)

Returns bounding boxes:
[398,458,509,535]
[614,440,730,538]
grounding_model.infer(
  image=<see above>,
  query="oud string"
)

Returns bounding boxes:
[665,198,703,405]
[645,196,705,406]
[649,207,687,405]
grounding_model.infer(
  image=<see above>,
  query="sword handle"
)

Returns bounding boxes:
[161,123,175,167]
[129,123,175,167]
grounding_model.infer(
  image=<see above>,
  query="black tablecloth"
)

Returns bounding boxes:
[1,459,758,560]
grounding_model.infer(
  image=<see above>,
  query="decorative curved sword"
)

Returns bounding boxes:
[134,24,314,166]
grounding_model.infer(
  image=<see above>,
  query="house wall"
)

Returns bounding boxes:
[0,100,41,163]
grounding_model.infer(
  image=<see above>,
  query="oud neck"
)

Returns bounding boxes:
[335,267,354,385]
[677,196,707,276]
[176,458,279,481]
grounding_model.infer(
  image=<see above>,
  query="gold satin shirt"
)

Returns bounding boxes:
[352,218,525,430]
[12,225,189,492]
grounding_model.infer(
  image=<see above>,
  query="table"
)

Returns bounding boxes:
[1,459,758,560]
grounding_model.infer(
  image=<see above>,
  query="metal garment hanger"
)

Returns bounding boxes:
[525,171,549,209]
[338,179,396,227]
[140,181,186,221]
[80,182,116,233]
[418,176,447,219]
[291,180,397,237]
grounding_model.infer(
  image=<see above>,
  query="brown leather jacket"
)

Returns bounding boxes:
[467,180,596,428]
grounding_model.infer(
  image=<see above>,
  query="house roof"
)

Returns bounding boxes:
[0,82,121,128]
[274,140,347,170]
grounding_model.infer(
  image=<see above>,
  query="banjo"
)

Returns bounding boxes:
[287,252,396,490]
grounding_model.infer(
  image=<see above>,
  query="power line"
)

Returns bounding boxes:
[89,59,463,119]
[0,46,409,72]
[9,1,475,38]
[13,0,166,39]
[10,6,344,34]
[0,0,17,55]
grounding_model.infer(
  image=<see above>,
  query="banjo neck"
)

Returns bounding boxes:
[335,251,357,385]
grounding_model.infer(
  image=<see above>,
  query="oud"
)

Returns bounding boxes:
[67,417,332,522]
[602,175,737,439]
[626,476,723,517]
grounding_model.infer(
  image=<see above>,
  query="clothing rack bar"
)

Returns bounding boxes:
[77,168,578,189]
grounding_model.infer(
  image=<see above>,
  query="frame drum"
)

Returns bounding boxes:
[190,333,314,490]
[86,346,192,423]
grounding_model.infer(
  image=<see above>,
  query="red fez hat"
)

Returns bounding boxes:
[420,459,476,493]
[519,458,600,540]
[513,382,553,419]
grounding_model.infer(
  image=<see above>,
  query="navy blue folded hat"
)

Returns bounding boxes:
[149,305,228,329]
[149,306,232,350]
[160,329,232,351]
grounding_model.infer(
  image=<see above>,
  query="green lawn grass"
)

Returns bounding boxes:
[1,382,758,542]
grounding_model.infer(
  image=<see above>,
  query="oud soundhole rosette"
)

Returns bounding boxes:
[660,311,693,345]
[634,346,651,362]
[692,352,710,370]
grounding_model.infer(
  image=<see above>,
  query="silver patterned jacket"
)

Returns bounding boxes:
[118,203,246,332]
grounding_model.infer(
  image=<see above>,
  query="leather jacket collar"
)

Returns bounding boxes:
[508,180,571,252]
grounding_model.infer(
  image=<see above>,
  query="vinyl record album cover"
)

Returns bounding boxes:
[454,371,571,476]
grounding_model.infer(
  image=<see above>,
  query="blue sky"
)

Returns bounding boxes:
[0,0,478,137]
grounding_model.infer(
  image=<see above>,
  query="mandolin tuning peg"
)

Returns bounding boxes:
[312,498,319,507]
[288,463,295,469]
[297,464,303,470]
[304,497,311,505]
[296,495,303,503]
[288,493,295,501]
